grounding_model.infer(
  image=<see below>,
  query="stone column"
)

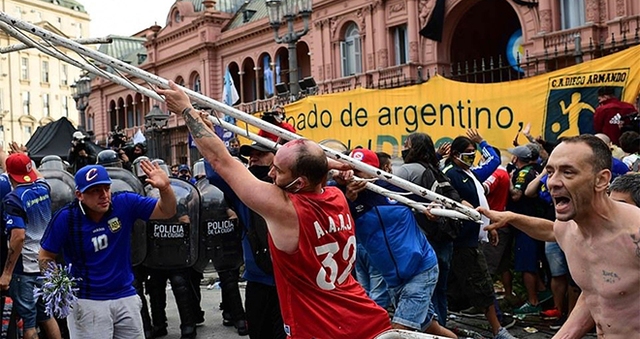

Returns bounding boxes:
[373,1,388,68]
[585,0,600,24]
[238,71,244,103]
[538,0,552,33]
[407,0,419,62]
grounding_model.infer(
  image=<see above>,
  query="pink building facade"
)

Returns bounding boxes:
[85,0,640,165]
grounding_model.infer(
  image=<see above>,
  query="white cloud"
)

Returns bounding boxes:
[83,0,177,37]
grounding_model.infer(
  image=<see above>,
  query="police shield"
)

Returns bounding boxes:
[104,167,147,266]
[39,167,75,214]
[192,178,243,273]
[143,177,200,269]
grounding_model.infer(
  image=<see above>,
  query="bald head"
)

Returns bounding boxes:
[281,139,328,187]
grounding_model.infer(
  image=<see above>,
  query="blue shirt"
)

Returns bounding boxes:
[40,192,156,300]
[205,161,275,286]
[348,180,437,288]
[3,179,51,274]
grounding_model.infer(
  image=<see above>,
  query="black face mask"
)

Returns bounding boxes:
[249,165,272,183]
[228,147,240,157]
[401,149,410,161]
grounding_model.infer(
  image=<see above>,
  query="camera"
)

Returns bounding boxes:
[262,111,281,124]
[108,127,128,150]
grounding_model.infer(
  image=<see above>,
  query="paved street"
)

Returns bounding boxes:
[161,281,597,339]
[162,281,246,339]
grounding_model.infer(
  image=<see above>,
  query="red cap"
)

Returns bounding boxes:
[349,148,380,168]
[5,153,37,184]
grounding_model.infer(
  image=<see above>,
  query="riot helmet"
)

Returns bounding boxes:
[132,156,150,179]
[39,155,65,171]
[192,159,206,180]
[96,150,122,168]
[152,159,171,176]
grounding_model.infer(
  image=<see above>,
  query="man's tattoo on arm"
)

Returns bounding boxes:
[183,111,215,139]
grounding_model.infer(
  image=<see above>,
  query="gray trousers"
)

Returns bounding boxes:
[68,295,144,339]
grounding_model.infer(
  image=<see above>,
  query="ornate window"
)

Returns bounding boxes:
[340,23,362,76]
[560,0,585,30]
[61,64,68,85]
[62,96,69,117]
[41,60,49,83]
[22,91,30,115]
[193,74,202,94]
[20,57,29,80]
[43,93,50,117]
[393,25,409,65]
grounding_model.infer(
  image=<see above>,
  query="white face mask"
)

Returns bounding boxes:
[279,177,302,193]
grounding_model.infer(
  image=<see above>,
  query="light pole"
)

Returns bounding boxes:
[71,71,91,132]
[144,104,169,160]
[266,0,312,99]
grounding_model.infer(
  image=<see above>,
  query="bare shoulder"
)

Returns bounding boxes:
[553,219,577,242]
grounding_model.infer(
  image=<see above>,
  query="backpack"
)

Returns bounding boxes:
[415,161,463,242]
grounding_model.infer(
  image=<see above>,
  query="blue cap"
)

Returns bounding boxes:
[178,164,190,172]
[75,165,112,193]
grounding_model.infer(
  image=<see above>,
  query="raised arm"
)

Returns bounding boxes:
[478,207,556,242]
[140,160,177,220]
[157,82,297,249]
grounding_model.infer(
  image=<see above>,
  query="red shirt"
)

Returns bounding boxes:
[269,187,391,338]
[259,121,296,142]
[593,98,637,145]
[484,166,510,211]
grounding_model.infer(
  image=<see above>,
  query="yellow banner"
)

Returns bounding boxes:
[244,45,640,157]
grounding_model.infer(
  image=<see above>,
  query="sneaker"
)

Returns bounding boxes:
[151,325,168,338]
[500,315,516,329]
[513,301,541,315]
[549,315,567,330]
[196,310,205,327]
[537,290,553,304]
[450,327,487,339]
[451,306,485,318]
[235,320,249,336]
[494,327,517,339]
[541,307,562,319]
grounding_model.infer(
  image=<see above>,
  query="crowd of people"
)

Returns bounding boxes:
[0,82,638,339]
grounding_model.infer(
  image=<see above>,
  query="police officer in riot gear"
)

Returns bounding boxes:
[143,159,203,339]
[96,150,123,168]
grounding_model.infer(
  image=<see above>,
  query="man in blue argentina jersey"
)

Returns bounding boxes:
[0,152,62,339]
[39,162,176,339]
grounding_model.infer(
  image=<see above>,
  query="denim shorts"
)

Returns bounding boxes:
[387,264,439,331]
[9,274,51,329]
[545,242,569,277]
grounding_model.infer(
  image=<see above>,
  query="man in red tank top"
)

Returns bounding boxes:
[158,81,392,339]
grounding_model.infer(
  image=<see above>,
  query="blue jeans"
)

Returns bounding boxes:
[9,274,51,329]
[429,240,453,326]
[355,244,390,308]
[387,265,439,331]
